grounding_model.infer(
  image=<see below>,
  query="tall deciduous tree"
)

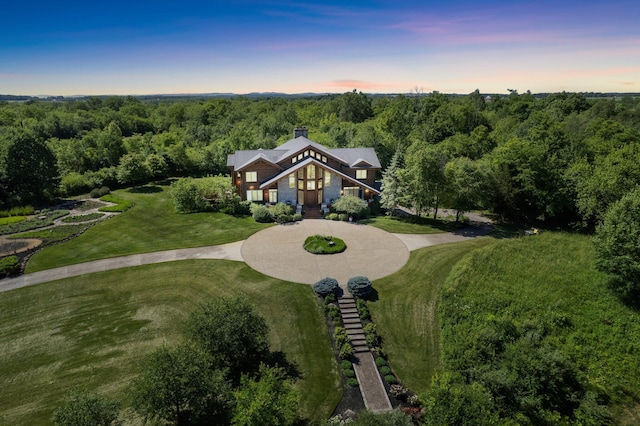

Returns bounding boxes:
[401,143,448,219]
[0,129,59,207]
[593,186,640,301]
[444,157,490,221]
[131,344,232,425]
[185,297,270,382]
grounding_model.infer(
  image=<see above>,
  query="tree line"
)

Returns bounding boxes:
[1,90,639,229]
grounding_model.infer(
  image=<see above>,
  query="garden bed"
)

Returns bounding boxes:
[303,235,346,254]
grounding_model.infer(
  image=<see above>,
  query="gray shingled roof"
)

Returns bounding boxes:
[227,136,381,170]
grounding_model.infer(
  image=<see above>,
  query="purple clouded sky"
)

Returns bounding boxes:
[1,0,638,95]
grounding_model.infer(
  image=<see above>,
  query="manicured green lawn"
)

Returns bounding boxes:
[0,260,341,425]
[372,232,640,423]
[369,238,494,392]
[0,216,26,226]
[359,215,462,234]
[26,185,272,273]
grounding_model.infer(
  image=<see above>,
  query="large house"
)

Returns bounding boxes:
[227,128,381,208]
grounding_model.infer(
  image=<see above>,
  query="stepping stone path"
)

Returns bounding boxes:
[338,294,392,413]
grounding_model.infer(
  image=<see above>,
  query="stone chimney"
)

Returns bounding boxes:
[293,127,308,138]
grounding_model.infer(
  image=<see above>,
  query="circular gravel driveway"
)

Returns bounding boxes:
[241,219,410,285]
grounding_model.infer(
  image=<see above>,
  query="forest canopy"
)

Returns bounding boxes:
[0,91,638,228]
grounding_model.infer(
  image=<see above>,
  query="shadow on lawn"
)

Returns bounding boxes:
[127,185,163,194]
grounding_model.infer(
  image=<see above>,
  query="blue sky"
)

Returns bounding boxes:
[1,1,639,95]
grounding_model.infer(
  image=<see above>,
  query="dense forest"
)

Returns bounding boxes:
[1,90,639,229]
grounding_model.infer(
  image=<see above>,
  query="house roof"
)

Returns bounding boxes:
[259,157,381,195]
[227,135,381,170]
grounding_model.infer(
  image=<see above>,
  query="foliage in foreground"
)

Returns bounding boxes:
[304,235,347,254]
[52,389,121,426]
[313,277,340,296]
[427,233,638,424]
[593,186,640,301]
[233,364,299,426]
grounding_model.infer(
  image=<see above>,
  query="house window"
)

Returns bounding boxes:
[298,180,304,190]
[356,169,367,179]
[292,157,297,164]
[288,173,295,189]
[306,164,315,179]
[298,153,303,161]
[321,156,327,163]
[246,190,263,201]
[268,189,278,203]
[325,172,331,186]
[344,187,360,198]
[307,180,316,190]
[246,171,258,182]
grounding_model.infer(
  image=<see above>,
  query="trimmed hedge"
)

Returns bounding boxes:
[0,255,19,277]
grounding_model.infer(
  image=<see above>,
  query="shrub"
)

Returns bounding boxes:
[90,186,110,198]
[251,204,273,223]
[61,213,104,223]
[327,305,341,320]
[384,375,398,384]
[379,366,392,376]
[270,202,294,223]
[389,384,408,399]
[363,323,381,347]
[0,256,20,277]
[313,277,340,296]
[334,327,350,347]
[347,378,359,387]
[338,213,348,222]
[333,195,367,218]
[325,293,337,304]
[341,360,352,370]
[339,343,354,360]
[293,213,302,221]
[357,299,370,320]
[9,205,34,216]
[347,276,373,298]
[327,213,338,221]
[344,369,356,378]
[375,357,387,367]
[169,178,210,213]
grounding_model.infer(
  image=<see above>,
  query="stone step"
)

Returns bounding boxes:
[347,332,365,339]
[344,322,362,330]
[353,344,370,353]
[340,307,358,314]
[341,312,360,319]
[343,318,362,325]
[339,302,357,309]
[351,338,367,347]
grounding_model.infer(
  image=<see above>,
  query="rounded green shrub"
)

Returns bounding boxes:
[344,369,356,378]
[384,375,397,384]
[251,204,273,223]
[313,277,340,296]
[338,213,348,221]
[375,357,387,367]
[347,378,359,387]
[0,255,20,277]
[341,360,352,370]
[347,276,373,298]
[379,366,391,375]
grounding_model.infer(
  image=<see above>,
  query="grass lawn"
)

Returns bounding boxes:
[0,216,26,226]
[0,260,341,425]
[303,234,347,254]
[369,238,495,393]
[25,184,272,273]
[359,215,463,234]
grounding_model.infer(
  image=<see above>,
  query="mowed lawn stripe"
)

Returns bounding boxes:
[369,238,495,393]
[25,185,272,273]
[0,260,341,425]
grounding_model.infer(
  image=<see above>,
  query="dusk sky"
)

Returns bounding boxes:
[2,0,639,96]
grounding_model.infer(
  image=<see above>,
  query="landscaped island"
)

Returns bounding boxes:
[303,234,347,254]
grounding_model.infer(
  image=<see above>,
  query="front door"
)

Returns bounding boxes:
[305,188,316,206]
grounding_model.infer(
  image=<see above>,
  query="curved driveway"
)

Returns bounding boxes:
[242,220,410,285]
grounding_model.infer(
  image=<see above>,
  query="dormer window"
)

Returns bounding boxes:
[356,169,367,179]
